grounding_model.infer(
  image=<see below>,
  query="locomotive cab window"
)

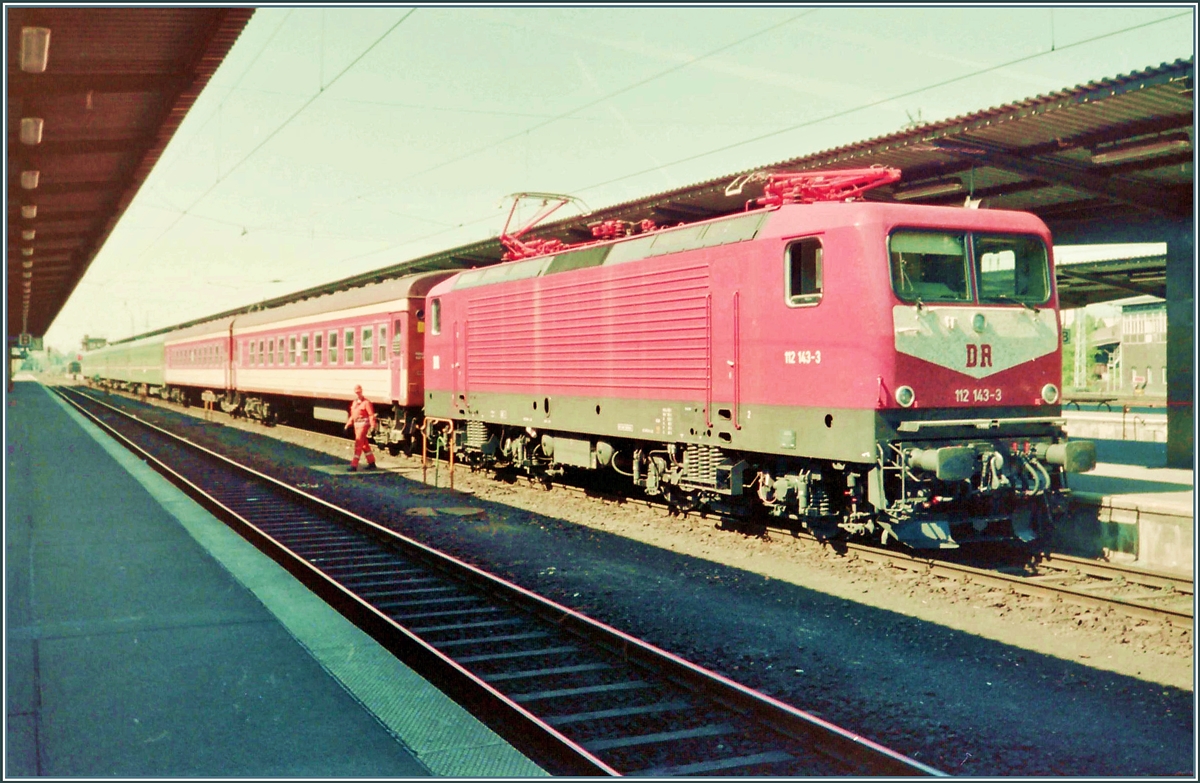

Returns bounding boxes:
[889,231,970,303]
[974,234,1050,306]
[786,238,823,306]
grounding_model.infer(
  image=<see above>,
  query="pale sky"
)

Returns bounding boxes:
[43,4,1195,352]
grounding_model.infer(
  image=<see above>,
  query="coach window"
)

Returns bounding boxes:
[314,332,323,364]
[431,299,441,335]
[786,238,824,307]
[362,326,374,363]
[329,330,339,364]
[345,328,356,364]
[248,340,255,366]
[378,325,388,362]
[289,336,297,365]
[267,339,274,366]
[392,319,403,353]
[301,334,309,364]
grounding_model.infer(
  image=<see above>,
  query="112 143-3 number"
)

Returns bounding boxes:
[955,387,1002,403]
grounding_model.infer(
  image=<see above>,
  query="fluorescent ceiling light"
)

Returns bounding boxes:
[21,205,37,219]
[20,117,43,145]
[21,27,50,73]
[893,181,963,201]
[21,170,39,189]
[1091,135,1190,165]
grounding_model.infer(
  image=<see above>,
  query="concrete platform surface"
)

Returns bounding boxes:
[5,380,544,778]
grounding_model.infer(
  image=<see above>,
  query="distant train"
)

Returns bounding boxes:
[84,169,1095,549]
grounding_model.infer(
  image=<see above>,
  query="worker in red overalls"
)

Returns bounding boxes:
[344,384,378,471]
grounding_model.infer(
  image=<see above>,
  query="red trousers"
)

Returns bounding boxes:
[351,420,376,467]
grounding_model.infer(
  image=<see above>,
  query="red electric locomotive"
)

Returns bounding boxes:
[423,171,1096,548]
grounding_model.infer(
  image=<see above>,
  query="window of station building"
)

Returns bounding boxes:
[785,238,824,307]
[889,231,971,303]
[431,300,441,335]
[301,334,309,364]
[289,336,297,365]
[378,325,388,362]
[362,326,374,363]
[314,332,323,364]
[344,328,356,364]
[329,330,339,364]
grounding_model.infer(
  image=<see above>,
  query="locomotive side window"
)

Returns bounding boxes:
[786,238,823,306]
[889,231,970,303]
[431,299,441,335]
[344,328,355,364]
[973,234,1050,306]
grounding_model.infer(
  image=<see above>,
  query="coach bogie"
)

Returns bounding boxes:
[376,406,424,455]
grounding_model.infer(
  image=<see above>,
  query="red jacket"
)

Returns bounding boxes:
[347,397,376,428]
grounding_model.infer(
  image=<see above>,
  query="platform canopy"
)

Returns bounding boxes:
[7,7,255,342]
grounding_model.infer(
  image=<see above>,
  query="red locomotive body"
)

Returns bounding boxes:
[425,199,1094,548]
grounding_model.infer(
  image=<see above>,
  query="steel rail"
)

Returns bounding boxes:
[57,386,942,777]
[1040,552,1192,595]
[825,540,1193,628]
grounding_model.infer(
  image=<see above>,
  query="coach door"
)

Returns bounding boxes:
[389,310,406,403]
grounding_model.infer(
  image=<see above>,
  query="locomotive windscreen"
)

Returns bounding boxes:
[889,230,1049,306]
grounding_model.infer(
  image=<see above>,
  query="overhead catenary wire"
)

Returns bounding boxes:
[127,8,418,268]
[322,11,1191,271]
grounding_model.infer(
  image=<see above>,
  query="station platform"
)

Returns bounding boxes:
[1057,427,1194,577]
[5,379,544,777]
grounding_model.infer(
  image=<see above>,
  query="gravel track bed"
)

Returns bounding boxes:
[91,389,1194,776]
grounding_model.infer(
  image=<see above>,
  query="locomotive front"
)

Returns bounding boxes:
[790,205,1096,548]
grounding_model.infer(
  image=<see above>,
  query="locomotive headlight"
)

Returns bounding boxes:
[895,385,916,407]
[1041,383,1060,404]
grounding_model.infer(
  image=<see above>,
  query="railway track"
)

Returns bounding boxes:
[540,474,1193,629]
[73,382,1196,632]
[803,538,1193,629]
[56,385,940,777]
